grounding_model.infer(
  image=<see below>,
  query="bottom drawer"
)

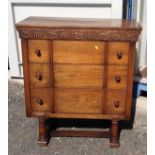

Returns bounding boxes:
[54,88,103,114]
[30,88,53,112]
[30,88,126,115]
[106,90,126,114]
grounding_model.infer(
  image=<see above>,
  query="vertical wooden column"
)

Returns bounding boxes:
[21,39,31,117]
[38,118,49,146]
[110,119,120,148]
[103,42,109,114]
[49,40,54,113]
[126,43,136,120]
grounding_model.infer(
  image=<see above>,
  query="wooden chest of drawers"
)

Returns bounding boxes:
[16,17,141,148]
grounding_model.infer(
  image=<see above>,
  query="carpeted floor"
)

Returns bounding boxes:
[8,80,147,155]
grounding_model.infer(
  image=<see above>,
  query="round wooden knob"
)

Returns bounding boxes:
[36,99,43,105]
[116,52,122,59]
[35,49,41,57]
[115,76,121,83]
[114,101,119,108]
[36,73,42,81]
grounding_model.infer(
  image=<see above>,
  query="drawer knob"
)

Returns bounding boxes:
[35,49,41,57]
[36,73,42,81]
[116,52,122,59]
[36,99,43,105]
[115,76,121,83]
[114,101,119,108]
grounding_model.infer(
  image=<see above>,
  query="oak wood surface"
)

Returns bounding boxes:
[31,112,125,120]
[28,40,50,63]
[53,41,105,64]
[108,42,129,65]
[105,90,126,115]
[110,119,120,148]
[21,39,31,117]
[54,64,104,88]
[16,17,142,42]
[38,118,49,146]
[107,65,128,89]
[16,17,141,30]
[49,41,54,112]
[29,63,51,87]
[50,130,110,138]
[125,43,136,119]
[31,87,53,113]
[54,88,103,114]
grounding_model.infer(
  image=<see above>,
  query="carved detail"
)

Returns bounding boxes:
[17,28,141,41]
[18,28,140,41]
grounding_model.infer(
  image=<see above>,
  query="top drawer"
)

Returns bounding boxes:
[28,40,50,63]
[108,42,129,65]
[53,41,105,64]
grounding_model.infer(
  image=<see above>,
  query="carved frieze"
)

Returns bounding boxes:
[17,28,141,41]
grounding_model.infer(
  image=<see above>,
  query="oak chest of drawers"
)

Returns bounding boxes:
[16,17,141,147]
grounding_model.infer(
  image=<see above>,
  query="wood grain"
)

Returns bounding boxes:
[28,40,50,63]
[50,130,110,138]
[54,64,104,88]
[125,43,136,119]
[106,90,126,114]
[54,88,103,114]
[30,88,53,112]
[38,118,49,146]
[31,112,125,120]
[16,17,142,30]
[107,65,128,89]
[29,64,51,87]
[53,41,105,64]
[21,39,31,117]
[110,119,120,148]
[108,42,129,65]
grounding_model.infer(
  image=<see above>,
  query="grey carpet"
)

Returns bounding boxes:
[8,80,146,155]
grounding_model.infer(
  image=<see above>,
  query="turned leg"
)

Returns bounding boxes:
[37,118,49,146]
[110,119,120,148]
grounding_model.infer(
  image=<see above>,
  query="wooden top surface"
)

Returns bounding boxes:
[16,16,141,30]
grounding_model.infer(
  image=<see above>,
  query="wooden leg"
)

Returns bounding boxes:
[110,119,120,148]
[37,118,49,146]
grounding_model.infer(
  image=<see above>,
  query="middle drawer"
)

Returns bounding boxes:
[54,64,104,88]
[29,64,128,89]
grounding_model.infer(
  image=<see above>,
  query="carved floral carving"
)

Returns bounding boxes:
[17,28,141,41]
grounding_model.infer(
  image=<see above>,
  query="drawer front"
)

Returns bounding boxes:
[54,88,103,114]
[53,41,105,64]
[31,88,53,112]
[28,40,50,63]
[107,66,128,89]
[108,42,129,65]
[54,65,104,88]
[29,64,51,87]
[106,91,126,114]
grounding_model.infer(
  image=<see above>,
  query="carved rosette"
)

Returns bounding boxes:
[17,28,141,41]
